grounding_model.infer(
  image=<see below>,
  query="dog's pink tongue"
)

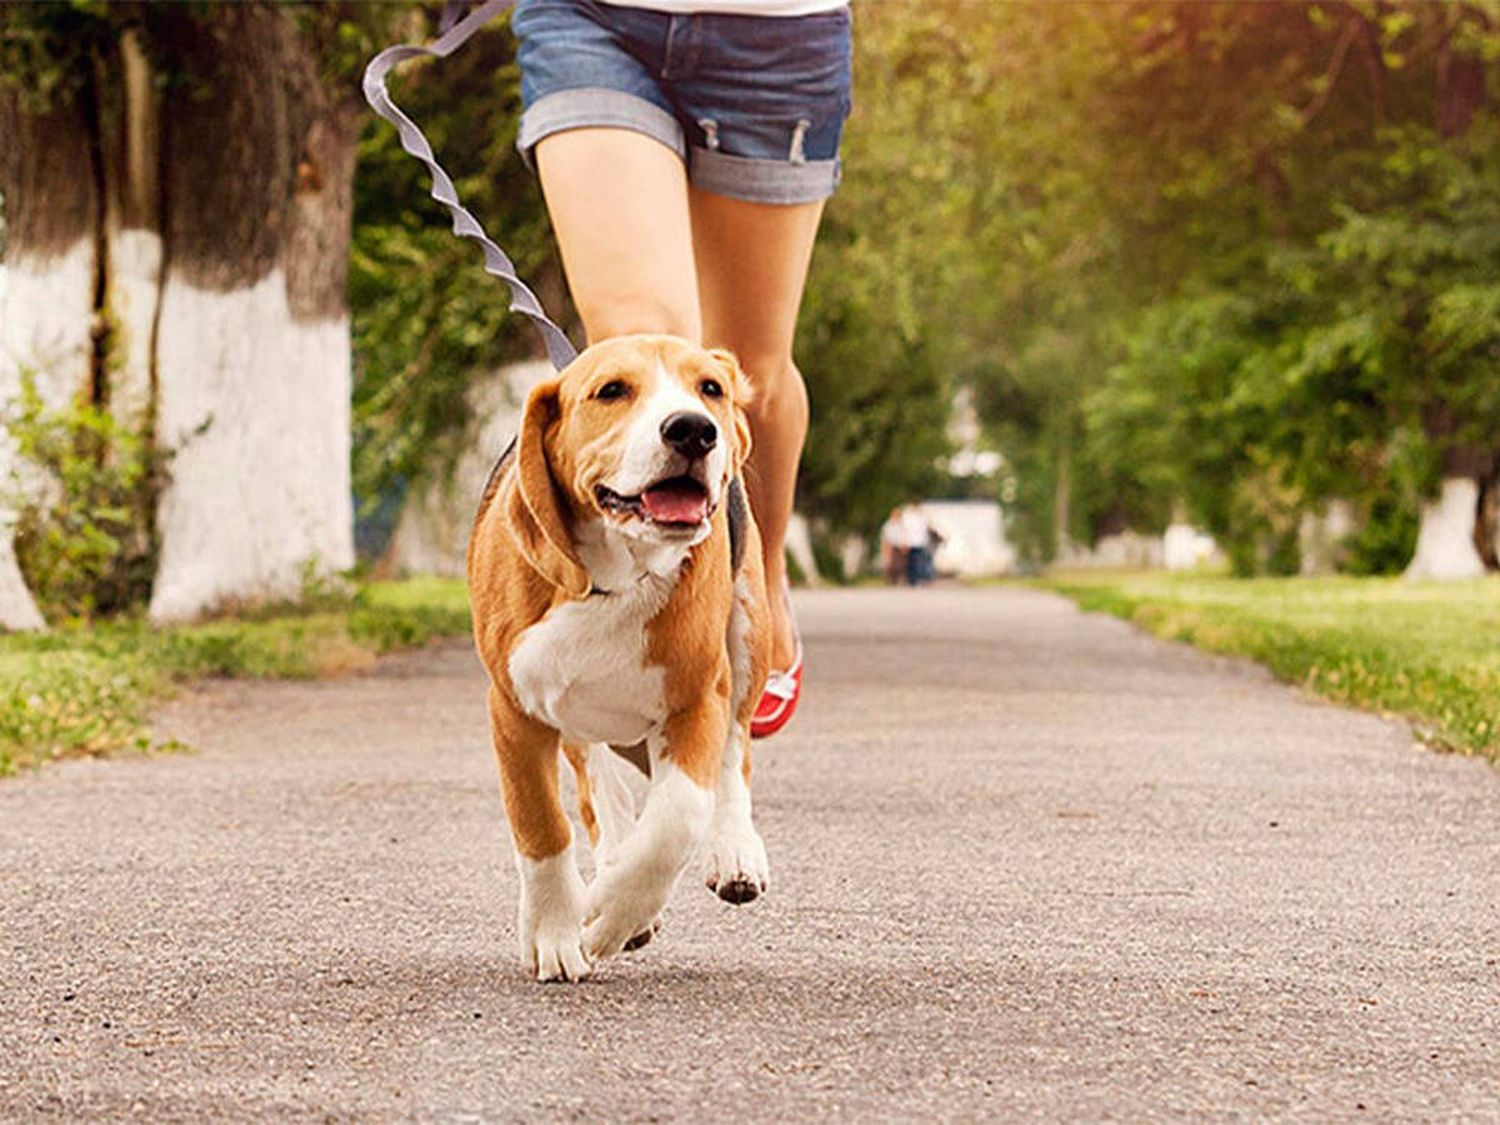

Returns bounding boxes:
[642,480,708,524]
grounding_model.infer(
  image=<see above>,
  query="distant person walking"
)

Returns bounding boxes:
[879,506,908,585]
[881,503,936,587]
[511,0,853,737]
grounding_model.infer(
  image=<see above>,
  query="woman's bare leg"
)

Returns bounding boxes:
[535,129,701,342]
[537,130,823,668]
[690,189,825,669]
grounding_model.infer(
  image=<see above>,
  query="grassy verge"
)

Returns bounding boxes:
[0,577,471,777]
[1036,571,1499,762]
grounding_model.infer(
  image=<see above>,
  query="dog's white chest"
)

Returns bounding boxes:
[508,589,669,746]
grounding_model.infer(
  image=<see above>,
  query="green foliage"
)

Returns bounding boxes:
[1344,493,1420,577]
[3,374,165,622]
[795,278,950,534]
[1042,571,1500,761]
[768,1,1500,571]
[0,649,162,776]
[0,578,471,776]
[996,2,1500,572]
[0,1,120,110]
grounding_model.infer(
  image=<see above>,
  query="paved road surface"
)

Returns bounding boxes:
[2,587,1497,1120]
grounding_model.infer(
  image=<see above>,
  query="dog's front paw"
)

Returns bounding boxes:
[525,926,591,983]
[517,850,591,983]
[704,824,769,905]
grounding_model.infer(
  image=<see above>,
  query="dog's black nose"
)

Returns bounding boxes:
[660,411,717,459]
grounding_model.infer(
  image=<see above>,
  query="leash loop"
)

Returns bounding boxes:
[362,0,579,371]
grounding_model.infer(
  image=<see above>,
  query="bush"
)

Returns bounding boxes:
[3,374,168,622]
[1344,495,1421,577]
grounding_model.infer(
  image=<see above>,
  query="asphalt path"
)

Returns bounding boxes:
[2,586,1497,1121]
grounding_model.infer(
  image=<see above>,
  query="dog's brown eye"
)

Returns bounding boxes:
[595,379,629,402]
[699,378,724,399]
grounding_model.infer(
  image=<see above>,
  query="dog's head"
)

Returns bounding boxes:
[505,335,754,597]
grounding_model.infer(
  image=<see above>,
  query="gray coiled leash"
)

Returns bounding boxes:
[362,0,578,372]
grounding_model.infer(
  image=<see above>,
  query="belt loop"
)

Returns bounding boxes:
[662,13,682,80]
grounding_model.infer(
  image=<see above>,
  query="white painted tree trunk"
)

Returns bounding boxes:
[1298,498,1357,576]
[1404,476,1486,580]
[148,271,353,620]
[387,360,544,578]
[784,514,821,586]
[0,242,96,630]
[1163,523,1220,570]
[141,7,360,621]
[105,230,163,431]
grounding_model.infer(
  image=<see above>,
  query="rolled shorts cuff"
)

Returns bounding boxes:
[517,87,686,170]
[689,147,841,205]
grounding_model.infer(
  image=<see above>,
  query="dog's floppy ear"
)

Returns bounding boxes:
[708,348,754,471]
[503,379,591,599]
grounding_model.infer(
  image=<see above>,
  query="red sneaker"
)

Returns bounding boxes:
[751,645,802,740]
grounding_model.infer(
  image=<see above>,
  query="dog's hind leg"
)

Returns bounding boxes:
[704,575,771,903]
[703,720,769,904]
[582,702,722,960]
[567,742,659,951]
[588,745,660,950]
[586,743,639,866]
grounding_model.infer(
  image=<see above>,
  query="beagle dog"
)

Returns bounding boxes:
[467,334,772,982]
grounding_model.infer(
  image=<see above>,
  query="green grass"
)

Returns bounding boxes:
[1037,571,1500,761]
[0,578,472,777]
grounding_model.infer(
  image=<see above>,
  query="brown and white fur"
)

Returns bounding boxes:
[467,335,772,982]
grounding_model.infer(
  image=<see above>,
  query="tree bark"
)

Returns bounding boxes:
[0,83,100,629]
[1051,422,1072,562]
[95,29,163,434]
[140,5,358,620]
[1475,453,1500,571]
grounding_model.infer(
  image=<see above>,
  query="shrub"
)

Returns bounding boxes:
[3,374,168,622]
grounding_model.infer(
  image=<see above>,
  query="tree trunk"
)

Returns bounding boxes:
[1051,423,1072,562]
[1477,453,1500,571]
[146,6,357,620]
[1405,445,1489,580]
[1297,498,1356,576]
[96,29,163,435]
[386,360,542,578]
[0,83,99,629]
[1406,477,1486,580]
[0,31,163,629]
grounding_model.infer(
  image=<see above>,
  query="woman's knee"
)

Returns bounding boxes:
[733,351,807,420]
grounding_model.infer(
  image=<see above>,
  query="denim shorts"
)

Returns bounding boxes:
[511,0,853,204]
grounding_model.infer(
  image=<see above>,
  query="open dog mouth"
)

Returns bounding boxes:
[596,476,711,528]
